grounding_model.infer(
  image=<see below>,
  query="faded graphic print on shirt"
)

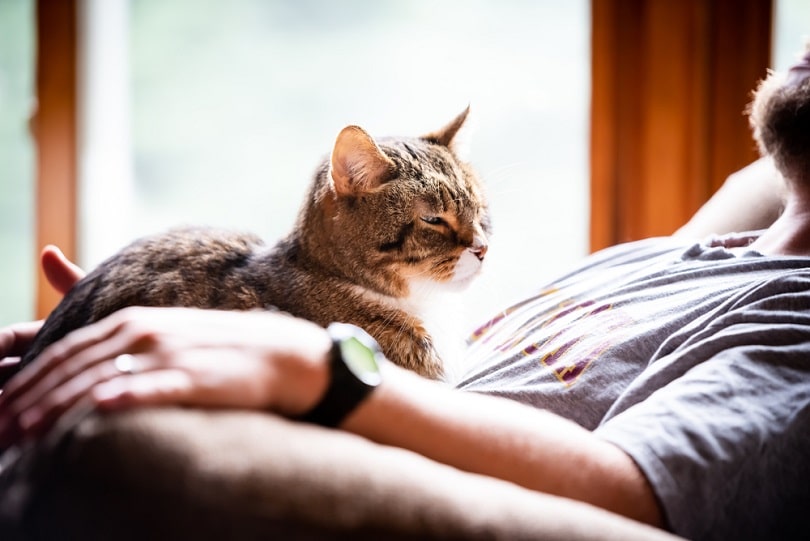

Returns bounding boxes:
[456,236,810,430]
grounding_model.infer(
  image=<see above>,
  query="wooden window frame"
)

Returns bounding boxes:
[35,0,78,318]
[590,0,772,251]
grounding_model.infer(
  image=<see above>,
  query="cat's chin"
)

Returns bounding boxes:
[444,273,480,292]
[446,251,484,290]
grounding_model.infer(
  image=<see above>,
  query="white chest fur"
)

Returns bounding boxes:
[402,279,470,385]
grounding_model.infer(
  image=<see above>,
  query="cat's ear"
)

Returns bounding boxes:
[330,125,395,196]
[422,106,472,155]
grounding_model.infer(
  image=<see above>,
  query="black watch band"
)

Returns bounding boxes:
[301,323,383,427]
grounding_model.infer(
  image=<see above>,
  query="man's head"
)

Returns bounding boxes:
[749,42,810,187]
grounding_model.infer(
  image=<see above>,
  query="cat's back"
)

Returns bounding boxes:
[97,226,267,310]
[22,227,268,367]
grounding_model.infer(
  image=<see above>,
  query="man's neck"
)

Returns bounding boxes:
[748,196,810,256]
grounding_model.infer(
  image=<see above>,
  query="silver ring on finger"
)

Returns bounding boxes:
[113,353,139,376]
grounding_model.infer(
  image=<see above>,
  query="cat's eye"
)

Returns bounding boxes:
[421,216,446,226]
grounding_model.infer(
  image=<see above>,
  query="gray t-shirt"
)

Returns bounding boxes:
[457,234,810,540]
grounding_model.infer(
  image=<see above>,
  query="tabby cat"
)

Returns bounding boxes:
[20,108,490,380]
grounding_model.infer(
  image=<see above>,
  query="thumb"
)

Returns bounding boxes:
[41,245,86,295]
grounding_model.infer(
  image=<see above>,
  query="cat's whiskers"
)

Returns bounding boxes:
[476,161,538,204]
[480,161,528,186]
[483,186,532,197]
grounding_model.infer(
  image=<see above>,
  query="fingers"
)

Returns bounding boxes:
[5,356,196,444]
[92,369,195,409]
[0,358,21,388]
[0,246,84,363]
[0,320,43,388]
[0,310,127,407]
[0,307,229,446]
[0,245,83,388]
[0,320,45,359]
[41,245,85,295]
[3,306,212,414]
[6,357,130,442]
[0,315,133,446]
[0,307,332,448]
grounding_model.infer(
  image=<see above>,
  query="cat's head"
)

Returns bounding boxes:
[303,107,491,299]
[748,42,810,185]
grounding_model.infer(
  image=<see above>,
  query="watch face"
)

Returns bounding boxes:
[340,336,380,385]
[330,323,383,386]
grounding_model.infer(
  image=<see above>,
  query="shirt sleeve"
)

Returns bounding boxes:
[594,300,810,541]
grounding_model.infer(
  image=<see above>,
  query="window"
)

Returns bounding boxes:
[0,0,35,326]
[80,0,591,326]
[773,0,810,71]
[10,1,807,328]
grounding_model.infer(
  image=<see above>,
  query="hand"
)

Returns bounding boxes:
[0,246,86,386]
[786,42,810,87]
[0,321,45,388]
[0,307,331,447]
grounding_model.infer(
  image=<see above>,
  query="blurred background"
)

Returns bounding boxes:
[0,0,808,329]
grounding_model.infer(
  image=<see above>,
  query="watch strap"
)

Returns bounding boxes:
[300,324,380,427]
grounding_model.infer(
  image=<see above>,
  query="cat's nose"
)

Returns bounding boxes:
[468,236,488,261]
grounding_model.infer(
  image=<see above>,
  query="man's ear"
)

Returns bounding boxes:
[422,106,472,157]
[330,126,395,197]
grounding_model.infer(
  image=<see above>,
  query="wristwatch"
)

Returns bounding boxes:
[301,322,384,427]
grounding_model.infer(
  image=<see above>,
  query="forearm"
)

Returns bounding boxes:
[674,157,785,239]
[341,363,663,526]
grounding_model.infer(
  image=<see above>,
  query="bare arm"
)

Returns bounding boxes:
[674,158,785,239]
[345,363,663,526]
[0,307,662,527]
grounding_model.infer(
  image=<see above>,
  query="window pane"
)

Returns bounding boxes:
[84,0,589,325]
[0,0,35,326]
[772,0,810,71]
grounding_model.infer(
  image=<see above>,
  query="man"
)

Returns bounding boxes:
[1,51,809,540]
